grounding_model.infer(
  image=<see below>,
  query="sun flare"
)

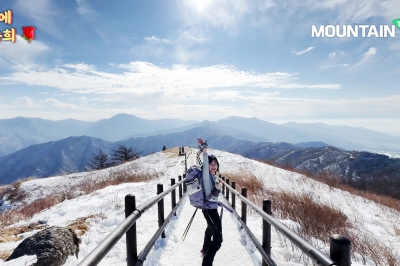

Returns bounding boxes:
[190,0,213,12]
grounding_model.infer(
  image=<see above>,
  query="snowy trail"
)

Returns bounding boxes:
[144,195,259,266]
[3,148,397,266]
[144,150,258,266]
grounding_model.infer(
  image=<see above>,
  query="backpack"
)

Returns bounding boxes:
[185,165,213,209]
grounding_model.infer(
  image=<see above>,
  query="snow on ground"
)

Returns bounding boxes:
[1,148,400,265]
[1,255,37,266]
[211,149,400,265]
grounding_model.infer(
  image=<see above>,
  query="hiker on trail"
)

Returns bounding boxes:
[197,138,223,266]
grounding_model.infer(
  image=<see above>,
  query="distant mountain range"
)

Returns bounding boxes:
[243,146,400,199]
[0,136,115,184]
[1,123,400,189]
[1,115,400,158]
[0,114,198,156]
[1,113,400,186]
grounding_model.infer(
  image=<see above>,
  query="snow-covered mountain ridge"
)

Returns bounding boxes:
[1,148,399,265]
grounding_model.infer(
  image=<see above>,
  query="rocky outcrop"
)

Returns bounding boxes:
[6,226,80,266]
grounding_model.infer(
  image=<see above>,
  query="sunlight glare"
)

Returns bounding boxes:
[190,0,213,12]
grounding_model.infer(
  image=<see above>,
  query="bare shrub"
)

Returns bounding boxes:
[105,191,122,209]
[23,195,64,217]
[337,184,400,213]
[257,159,400,212]
[268,190,350,240]
[348,231,400,266]
[0,193,64,227]
[109,166,156,184]
[0,178,34,205]
[67,215,96,237]
[222,167,265,205]
[1,163,162,227]
[319,170,343,189]
[0,222,46,243]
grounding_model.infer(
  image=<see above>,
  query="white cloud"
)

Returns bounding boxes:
[76,0,95,16]
[133,31,209,62]
[14,0,64,39]
[41,98,80,109]
[295,47,315,55]
[178,0,400,40]
[0,62,342,111]
[78,97,89,105]
[296,0,400,24]
[131,36,174,59]
[0,35,51,64]
[63,63,96,72]
[144,36,172,44]
[2,61,338,96]
[329,52,336,59]
[14,96,39,107]
[320,64,350,69]
[174,30,210,62]
[349,47,377,70]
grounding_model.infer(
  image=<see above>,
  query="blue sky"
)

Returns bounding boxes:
[1,0,400,136]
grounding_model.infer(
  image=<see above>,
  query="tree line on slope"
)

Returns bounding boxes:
[87,144,141,170]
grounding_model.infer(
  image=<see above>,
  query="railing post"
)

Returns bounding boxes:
[262,200,272,264]
[183,173,187,193]
[185,153,187,172]
[157,184,166,238]
[330,235,351,266]
[241,188,247,225]
[222,176,225,194]
[171,179,176,215]
[231,182,236,210]
[125,195,137,266]
[178,175,183,199]
[226,179,230,201]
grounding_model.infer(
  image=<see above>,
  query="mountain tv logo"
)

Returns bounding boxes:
[393,18,400,29]
[311,19,400,38]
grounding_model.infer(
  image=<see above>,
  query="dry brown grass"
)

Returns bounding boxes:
[0,165,161,227]
[0,222,46,243]
[0,250,12,261]
[222,167,265,205]
[222,167,400,265]
[268,190,351,240]
[348,232,400,266]
[394,225,400,236]
[67,215,97,237]
[0,178,36,206]
[162,147,181,158]
[258,159,400,213]
[0,194,65,226]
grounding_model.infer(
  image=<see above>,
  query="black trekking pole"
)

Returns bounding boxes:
[181,209,198,241]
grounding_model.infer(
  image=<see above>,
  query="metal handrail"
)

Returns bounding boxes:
[135,195,186,265]
[217,178,337,266]
[223,198,277,266]
[78,178,186,266]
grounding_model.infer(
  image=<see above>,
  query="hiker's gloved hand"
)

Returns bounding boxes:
[197,138,208,151]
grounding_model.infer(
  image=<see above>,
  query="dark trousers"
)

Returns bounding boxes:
[202,208,223,266]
